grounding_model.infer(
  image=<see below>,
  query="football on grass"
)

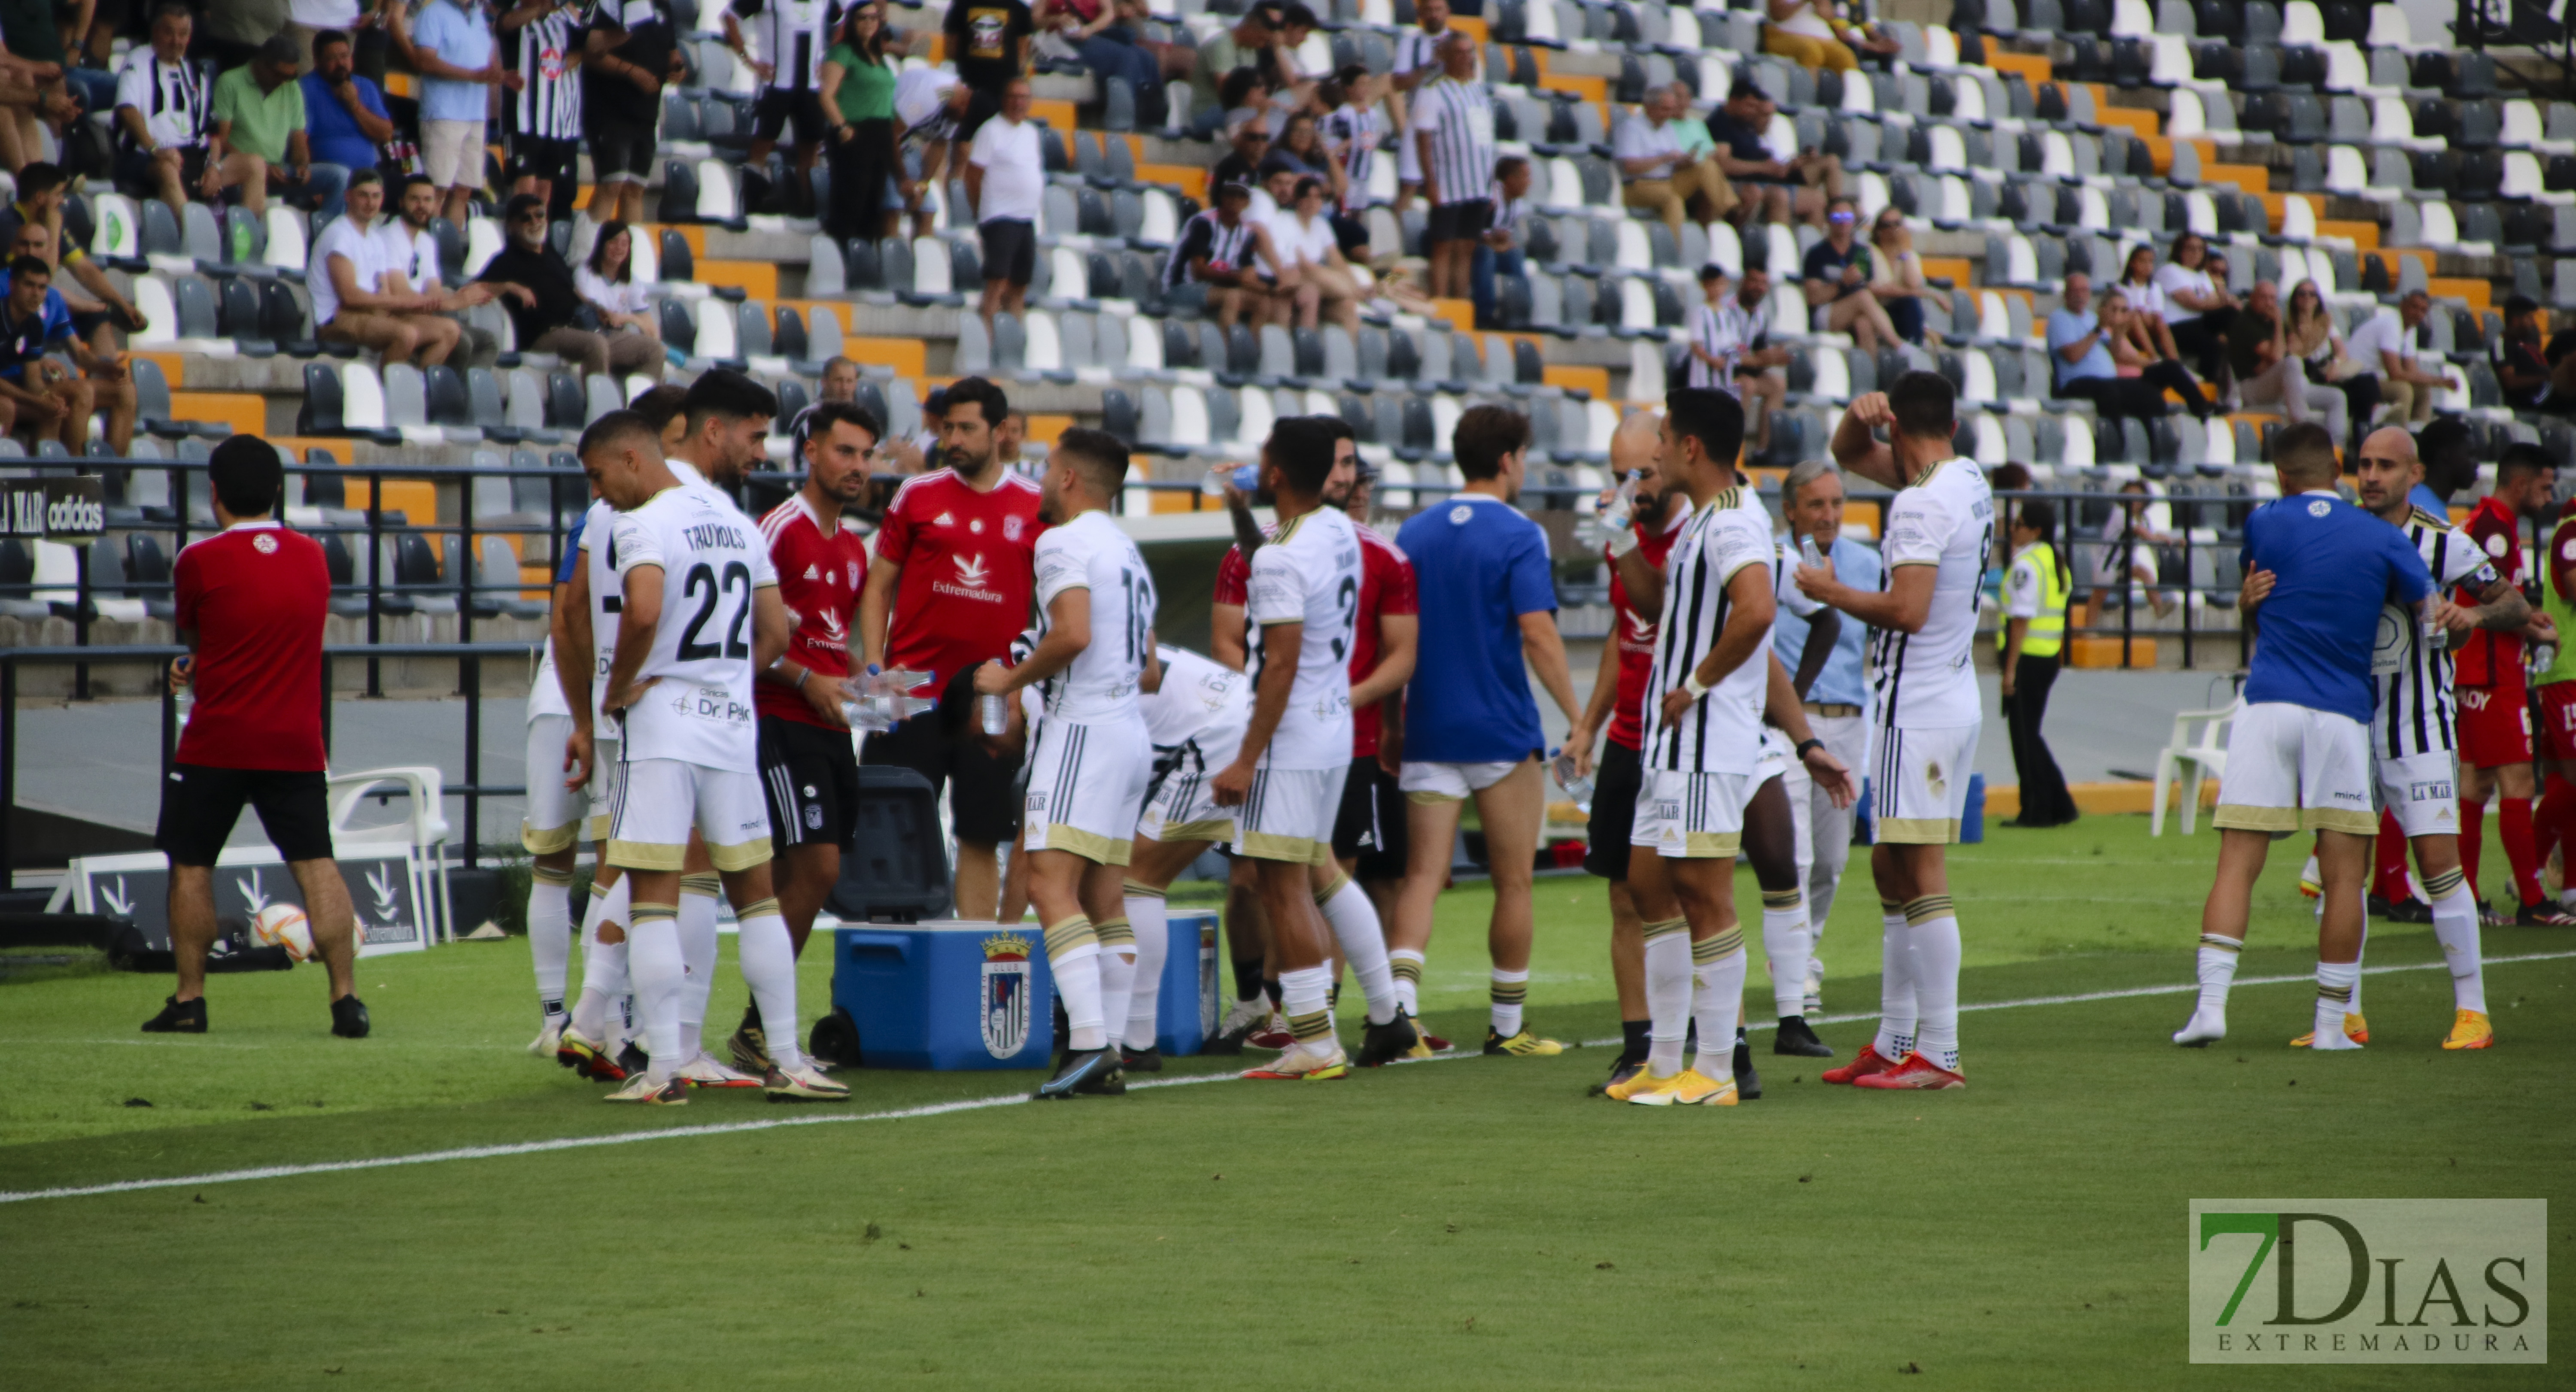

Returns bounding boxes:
[250,904,316,962]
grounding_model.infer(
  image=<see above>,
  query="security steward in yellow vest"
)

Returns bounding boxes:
[2000,499,2079,827]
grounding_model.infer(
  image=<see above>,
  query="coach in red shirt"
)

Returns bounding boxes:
[146,436,368,1038]
[857,376,1044,919]
[756,398,880,956]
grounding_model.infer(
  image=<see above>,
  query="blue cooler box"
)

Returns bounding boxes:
[1156,910,1219,1056]
[828,919,1056,1070]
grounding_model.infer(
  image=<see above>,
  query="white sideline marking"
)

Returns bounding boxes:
[7,951,2572,1207]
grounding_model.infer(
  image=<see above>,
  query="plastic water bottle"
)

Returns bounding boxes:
[2421,600,2448,654]
[1799,534,1825,569]
[839,667,936,731]
[1601,471,1640,533]
[1550,747,1594,809]
[980,692,1011,736]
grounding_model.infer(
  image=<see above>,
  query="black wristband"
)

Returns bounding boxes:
[1794,737,1824,760]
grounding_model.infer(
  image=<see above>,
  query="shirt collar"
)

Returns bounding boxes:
[226,518,282,531]
[2297,488,2339,498]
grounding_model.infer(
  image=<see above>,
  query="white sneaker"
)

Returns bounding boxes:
[528,1013,566,1058]
[605,1072,688,1104]
[2172,1007,2227,1047]
[763,1063,851,1101]
[1217,996,1269,1036]
[675,1052,760,1089]
[1804,961,1824,1017]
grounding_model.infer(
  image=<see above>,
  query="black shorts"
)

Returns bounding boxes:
[1331,756,1408,879]
[759,714,863,852]
[1583,740,1645,881]
[115,143,207,199]
[1427,197,1493,245]
[861,708,1024,845]
[506,133,580,184]
[978,217,1036,286]
[753,87,829,146]
[154,764,336,868]
[589,119,657,180]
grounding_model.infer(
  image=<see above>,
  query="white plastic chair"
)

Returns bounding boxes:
[2151,698,2239,835]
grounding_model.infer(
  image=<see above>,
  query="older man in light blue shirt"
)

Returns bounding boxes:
[1770,458,1883,1012]
[407,0,516,225]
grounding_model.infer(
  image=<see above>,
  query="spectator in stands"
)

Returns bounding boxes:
[308,170,462,365]
[144,434,366,1041]
[1411,31,1491,302]
[1267,173,1360,334]
[198,0,285,71]
[211,36,343,219]
[2102,287,2211,413]
[1865,205,1927,344]
[1163,180,1280,330]
[2096,478,2177,619]
[286,1,366,70]
[1688,264,1790,458]
[379,173,504,365]
[2049,272,2209,422]
[787,354,863,458]
[500,0,588,222]
[116,5,255,221]
[1614,86,1729,238]
[301,31,394,222]
[2493,294,2573,411]
[2152,231,2238,386]
[721,0,839,218]
[1189,3,1279,135]
[944,0,1033,141]
[2229,278,2348,446]
[1038,0,1162,124]
[1471,153,1533,329]
[1258,3,1322,107]
[574,220,661,352]
[1762,0,1895,73]
[1388,0,1452,210]
[819,3,899,243]
[1272,111,1339,193]
[2285,278,2376,439]
[479,191,663,379]
[0,0,83,164]
[2351,290,2456,428]
[894,67,972,239]
[1801,196,1899,350]
[2115,243,2184,360]
[1320,69,1378,255]
[1668,82,1719,164]
[965,76,1042,332]
[1210,112,1271,199]
[1705,79,1835,228]
[0,251,122,453]
[583,0,680,231]
[0,163,149,356]
[411,0,515,227]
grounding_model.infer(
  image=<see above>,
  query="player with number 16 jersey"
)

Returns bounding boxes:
[1021,508,1159,863]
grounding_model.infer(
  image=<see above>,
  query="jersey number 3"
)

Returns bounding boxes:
[677,561,753,661]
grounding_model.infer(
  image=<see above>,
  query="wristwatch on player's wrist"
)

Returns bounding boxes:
[1795,737,1824,760]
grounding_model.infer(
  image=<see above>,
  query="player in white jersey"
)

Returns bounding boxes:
[1797,372,1993,1090]
[518,515,592,1060]
[2345,428,2523,1050]
[969,429,1160,1098]
[1603,390,1851,1106]
[1210,417,1418,1079]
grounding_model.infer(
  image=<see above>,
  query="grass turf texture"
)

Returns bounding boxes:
[3,814,2570,1389]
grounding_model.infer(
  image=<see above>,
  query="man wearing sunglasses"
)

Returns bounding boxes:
[474,192,666,381]
[1800,196,1900,350]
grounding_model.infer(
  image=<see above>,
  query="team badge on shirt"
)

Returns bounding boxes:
[981,932,1033,1058]
[253,534,276,554]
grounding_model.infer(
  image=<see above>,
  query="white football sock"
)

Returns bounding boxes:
[2312,960,2362,1049]
[1044,916,1108,1052]
[570,876,630,1042]
[1387,947,1426,1018]
[2426,871,2485,1013]
[1279,962,1337,1053]
[677,876,721,1060]
[1121,889,1169,1051]
[1317,876,1400,1025]
[624,903,685,1083]
[1095,914,1138,1056]
[735,904,805,1072]
[2347,911,2368,1014]
[2190,934,2241,1030]
[527,866,573,1008]
[1689,928,1747,1078]
[1489,967,1530,1038]
[1759,887,1811,1020]
[1906,899,1962,1072]
[1642,919,1692,1075]
[1873,901,1914,1061]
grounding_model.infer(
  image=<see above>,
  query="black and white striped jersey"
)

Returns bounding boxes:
[1321,105,1377,212]
[733,0,837,92]
[1410,75,1494,206]
[1163,209,1255,288]
[1392,25,1446,78]
[2373,508,2501,759]
[508,3,586,141]
[113,48,210,152]
[1867,457,1993,731]
[1640,487,1776,775]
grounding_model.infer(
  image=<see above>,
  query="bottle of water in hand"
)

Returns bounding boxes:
[1551,746,1594,809]
[840,666,936,731]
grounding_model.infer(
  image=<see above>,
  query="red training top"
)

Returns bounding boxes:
[756,492,872,728]
[173,521,330,770]
[1212,520,1419,758]
[871,467,1044,695]
[2453,494,2526,688]
[1604,503,1689,752]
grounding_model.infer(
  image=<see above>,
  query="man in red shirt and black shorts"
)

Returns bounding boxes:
[1558,413,1683,1092]
[146,436,368,1037]
[858,376,1044,919]
[2454,442,2573,925]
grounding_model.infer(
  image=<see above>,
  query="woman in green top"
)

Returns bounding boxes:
[819,3,899,243]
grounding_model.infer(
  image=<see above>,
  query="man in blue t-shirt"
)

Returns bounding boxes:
[301,31,396,222]
[0,254,107,455]
[2178,421,2436,1053]
[1390,404,1584,1055]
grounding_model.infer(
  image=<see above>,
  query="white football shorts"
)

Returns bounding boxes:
[2212,701,2376,836]
[582,733,622,843]
[1399,758,1525,803]
[1023,715,1154,866]
[2374,748,2460,840]
[607,757,773,872]
[520,713,589,855]
[1870,722,1980,845]
[1139,731,1245,845]
[1636,767,1754,859]
[1231,763,1349,867]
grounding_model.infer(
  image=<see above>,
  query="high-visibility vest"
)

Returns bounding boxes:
[2541,521,2576,688]
[1999,541,2068,659]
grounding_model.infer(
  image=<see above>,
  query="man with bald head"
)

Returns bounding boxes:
[2227,279,2348,445]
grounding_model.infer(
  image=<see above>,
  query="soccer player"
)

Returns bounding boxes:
[753,400,879,967]
[1601,391,1848,1105]
[1563,412,1687,1090]
[2338,430,2521,1048]
[144,436,366,1039]
[1796,373,1993,1090]
[859,376,1044,920]
[519,506,592,1057]
[1119,643,1255,1069]
[1391,406,1585,1057]
[971,428,1160,1097]
[1210,416,1419,1079]
[2170,422,2434,1051]
[582,408,847,1105]
[2454,443,2571,926]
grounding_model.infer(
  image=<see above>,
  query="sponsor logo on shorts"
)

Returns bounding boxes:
[2408,779,2453,804]
[1026,792,1048,812]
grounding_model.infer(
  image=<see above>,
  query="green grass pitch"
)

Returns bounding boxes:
[3,814,2570,1389]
